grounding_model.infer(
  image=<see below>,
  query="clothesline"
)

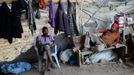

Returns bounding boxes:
[0,0,33,4]
[47,0,82,3]
[0,0,17,4]
[0,0,82,4]
[53,0,82,2]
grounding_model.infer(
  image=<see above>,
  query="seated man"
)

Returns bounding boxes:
[84,23,120,51]
[36,26,57,69]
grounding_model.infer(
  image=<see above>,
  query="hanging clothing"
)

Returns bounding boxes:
[18,0,28,11]
[39,0,46,9]
[48,0,55,28]
[54,1,68,34]
[67,0,79,36]
[32,0,39,10]
[32,0,41,19]
[11,1,23,38]
[27,1,37,35]
[63,12,69,36]
[0,2,13,43]
[0,0,37,43]
[0,2,23,43]
[18,0,37,35]
[16,0,37,35]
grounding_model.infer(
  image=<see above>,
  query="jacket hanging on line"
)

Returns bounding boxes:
[67,0,79,36]
[20,0,37,35]
[39,0,46,9]
[54,1,68,35]
[0,2,23,43]
[27,1,37,35]
[0,2,13,43]
[11,1,23,38]
[48,0,55,28]
[54,0,79,36]
[32,0,41,19]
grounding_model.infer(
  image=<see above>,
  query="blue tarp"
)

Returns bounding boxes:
[1,61,31,74]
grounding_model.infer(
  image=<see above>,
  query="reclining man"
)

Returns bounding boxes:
[84,22,120,51]
[36,26,57,70]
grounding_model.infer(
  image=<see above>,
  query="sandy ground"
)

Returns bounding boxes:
[21,63,134,75]
[1,1,134,75]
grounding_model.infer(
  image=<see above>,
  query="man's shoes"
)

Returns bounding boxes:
[81,48,88,52]
[51,64,57,68]
[47,68,50,71]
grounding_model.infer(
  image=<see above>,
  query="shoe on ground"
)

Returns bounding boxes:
[81,48,88,52]
[51,64,57,68]
[47,68,50,71]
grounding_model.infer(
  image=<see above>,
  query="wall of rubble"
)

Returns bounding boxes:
[76,0,134,35]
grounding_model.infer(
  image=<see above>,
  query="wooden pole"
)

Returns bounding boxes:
[123,14,127,44]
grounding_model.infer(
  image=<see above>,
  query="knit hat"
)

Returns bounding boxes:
[112,23,119,29]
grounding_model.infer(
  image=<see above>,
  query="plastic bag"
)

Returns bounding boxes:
[60,49,73,62]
